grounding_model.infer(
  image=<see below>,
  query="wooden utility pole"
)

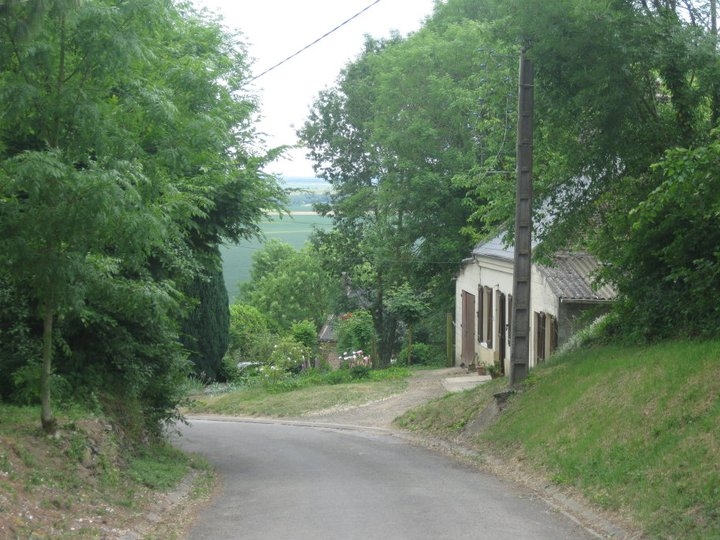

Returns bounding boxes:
[510,51,534,386]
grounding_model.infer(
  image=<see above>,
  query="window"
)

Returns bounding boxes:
[535,312,546,363]
[478,286,493,347]
[485,287,493,347]
[535,311,558,363]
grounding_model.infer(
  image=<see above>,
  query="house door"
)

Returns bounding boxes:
[498,292,506,374]
[461,290,475,365]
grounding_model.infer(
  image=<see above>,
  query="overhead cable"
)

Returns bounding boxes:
[249,0,383,82]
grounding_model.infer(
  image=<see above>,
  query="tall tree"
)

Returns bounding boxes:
[488,0,720,339]
[301,19,510,362]
[0,0,283,433]
[240,240,338,332]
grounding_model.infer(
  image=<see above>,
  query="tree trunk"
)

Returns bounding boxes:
[40,304,57,435]
[406,322,414,366]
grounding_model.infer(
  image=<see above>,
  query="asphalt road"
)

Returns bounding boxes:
[174,418,596,540]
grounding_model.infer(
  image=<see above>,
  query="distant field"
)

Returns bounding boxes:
[222,213,332,301]
[222,177,332,302]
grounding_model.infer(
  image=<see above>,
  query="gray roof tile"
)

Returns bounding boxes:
[539,253,616,302]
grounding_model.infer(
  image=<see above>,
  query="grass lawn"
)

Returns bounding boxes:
[186,378,407,418]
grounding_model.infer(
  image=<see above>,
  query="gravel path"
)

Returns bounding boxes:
[293,367,466,429]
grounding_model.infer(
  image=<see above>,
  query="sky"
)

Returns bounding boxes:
[192,0,438,179]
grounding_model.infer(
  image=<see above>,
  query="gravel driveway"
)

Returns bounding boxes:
[292,367,466,429]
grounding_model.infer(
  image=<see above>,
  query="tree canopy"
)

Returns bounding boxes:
[239,239,338,332]
[0,0,284,434]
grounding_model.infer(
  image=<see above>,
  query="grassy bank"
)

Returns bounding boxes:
[0,406,213,539]
[397,340,720,539]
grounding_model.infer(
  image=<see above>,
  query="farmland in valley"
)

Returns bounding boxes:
[222,177,332,302]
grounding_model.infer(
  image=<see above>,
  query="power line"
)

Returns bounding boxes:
[249,0,383,83]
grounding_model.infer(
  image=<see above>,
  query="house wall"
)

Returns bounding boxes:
[476,258,513,371]
[456,250,614,376]
[557,302,611,347]
[455,256,514,373]
[456,256,569,373]
[455,260,479,366]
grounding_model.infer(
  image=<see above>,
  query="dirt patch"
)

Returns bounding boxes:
[293,367,466,428]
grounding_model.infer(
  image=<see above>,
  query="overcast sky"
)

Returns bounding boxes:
[193,0,437,179]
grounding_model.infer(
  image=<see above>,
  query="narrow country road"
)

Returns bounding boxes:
[174,416,597,540]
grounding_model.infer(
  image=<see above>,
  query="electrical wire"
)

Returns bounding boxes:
[249,0,383,82]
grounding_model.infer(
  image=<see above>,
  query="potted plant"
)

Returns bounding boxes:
[476,363,487,376]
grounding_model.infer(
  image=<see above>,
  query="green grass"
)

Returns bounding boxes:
[127,444,197,490]
[187,377,408,417]
[397,377,507,436]
[397,340,720,540]
[221,213,332,302]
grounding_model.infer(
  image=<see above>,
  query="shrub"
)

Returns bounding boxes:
[291,320,317,350]
[397,342,436,366]
[268,337,312,373]
[336,311,376,357]
[349,365,371,379]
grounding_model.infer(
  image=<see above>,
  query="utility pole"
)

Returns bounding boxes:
[510,50,534,386]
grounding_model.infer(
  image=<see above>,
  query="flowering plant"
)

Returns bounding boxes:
[340,349,372,369]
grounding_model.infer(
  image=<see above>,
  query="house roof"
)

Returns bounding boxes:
[472,233,514,261]
[319,315,336,342]
[471,235,616,303]
[538,252,616,303]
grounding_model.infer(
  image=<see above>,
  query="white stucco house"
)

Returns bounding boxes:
[454,234,616,375]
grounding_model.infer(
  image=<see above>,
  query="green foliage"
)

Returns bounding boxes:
[268,337,311,373]
[240,240,338,331]
[386,282,429,365]
[385,283,429,327]
[336,310,376,360]
[10,360,71,407]
[181,264,230,381]
[349,364,371,380]
[397,342,435,366]
[291,320,318,351]
[0,276,40,401]
[0,0,283,433]
[227,303,272,364]
[593,136,720,341]
[300,24,485,362]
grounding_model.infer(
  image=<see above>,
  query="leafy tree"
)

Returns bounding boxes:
[181,261,230,381]
[0,0,283,433]
[240,240,338,332]
[291,320,319,358]
[301,20,507,362]
[0,151,167,434]
[336,310,377,363]
[385,283,429,365]
[592,135,720,340]
[227,302,273,364]
[483,0,720,339]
